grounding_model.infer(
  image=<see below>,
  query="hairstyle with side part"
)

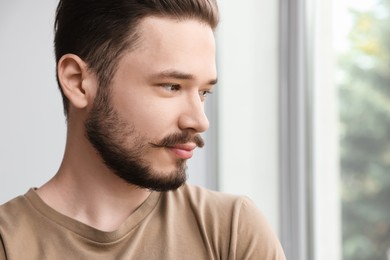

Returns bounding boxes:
[54,0,219,117]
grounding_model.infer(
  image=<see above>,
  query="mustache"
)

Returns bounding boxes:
[150,132,205,148]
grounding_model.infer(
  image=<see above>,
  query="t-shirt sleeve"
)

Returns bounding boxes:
[232,197,286,260]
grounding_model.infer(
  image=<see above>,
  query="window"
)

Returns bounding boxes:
[334,1,390,259]
[280,0,390,259]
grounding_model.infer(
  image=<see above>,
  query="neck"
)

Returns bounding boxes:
[37,125,151,232]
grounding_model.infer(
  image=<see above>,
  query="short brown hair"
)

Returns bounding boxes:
[54,0,219,117]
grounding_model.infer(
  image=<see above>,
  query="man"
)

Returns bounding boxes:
[0,0,285,259]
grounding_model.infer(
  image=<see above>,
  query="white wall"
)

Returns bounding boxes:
[0,1,65,203]
[217,1,280,232]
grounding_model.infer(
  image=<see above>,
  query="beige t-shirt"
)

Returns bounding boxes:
[0,184,285,259]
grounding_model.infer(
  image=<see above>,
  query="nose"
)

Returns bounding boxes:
[178,94,209,133]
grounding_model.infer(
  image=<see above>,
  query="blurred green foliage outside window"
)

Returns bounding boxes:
[338,0,390,259]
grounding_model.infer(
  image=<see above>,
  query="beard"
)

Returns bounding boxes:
[84,88,204,192]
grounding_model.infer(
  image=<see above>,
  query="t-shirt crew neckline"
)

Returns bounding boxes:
[24,188,161,244]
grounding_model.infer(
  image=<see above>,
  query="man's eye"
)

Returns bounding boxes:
[200,90,213,98]
[162,84,180,92]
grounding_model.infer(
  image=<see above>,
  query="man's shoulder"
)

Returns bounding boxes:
[0,190,33,228]
[0,192,30,217]
[164,183,257,223]
[163,184,286,259]
[171,183,248,209]
[177,183,240,199]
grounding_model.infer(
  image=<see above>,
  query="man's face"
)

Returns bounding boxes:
[85,17,217,191]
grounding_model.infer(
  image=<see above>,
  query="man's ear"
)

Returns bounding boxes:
[57,54,95,110]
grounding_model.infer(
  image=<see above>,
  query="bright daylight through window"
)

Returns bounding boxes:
[318,0,390,259]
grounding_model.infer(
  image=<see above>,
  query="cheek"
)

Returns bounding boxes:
[111,80,184,135]
[137,112,169,133]
[120,97,180,136]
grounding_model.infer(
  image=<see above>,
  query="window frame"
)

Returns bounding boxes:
[279,0,315,259]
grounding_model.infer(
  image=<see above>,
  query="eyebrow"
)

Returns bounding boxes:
[151,69,218,85]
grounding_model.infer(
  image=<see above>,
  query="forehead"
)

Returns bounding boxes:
[118,16,217,82]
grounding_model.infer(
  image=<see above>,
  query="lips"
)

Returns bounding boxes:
[167,143,197,159]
